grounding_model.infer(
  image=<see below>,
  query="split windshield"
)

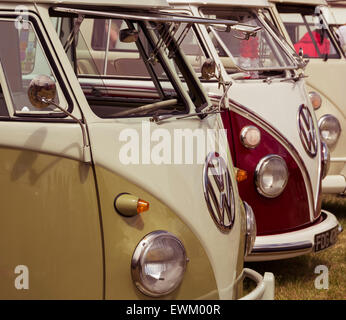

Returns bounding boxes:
[201,8,296,77]
[277,5,340,59]
[52,12,210,118]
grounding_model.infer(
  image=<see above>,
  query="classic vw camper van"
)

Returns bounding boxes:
[0,0,274,299]
[268,0,346,196]
[163,0,342,261]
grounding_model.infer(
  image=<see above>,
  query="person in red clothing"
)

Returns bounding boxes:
[239,36,259,78]
[294,29,330,58]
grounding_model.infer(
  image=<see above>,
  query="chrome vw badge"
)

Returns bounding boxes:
[203,152,235,233]
[298,104,318,157]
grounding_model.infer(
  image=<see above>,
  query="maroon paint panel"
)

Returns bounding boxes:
[222,110,312,235]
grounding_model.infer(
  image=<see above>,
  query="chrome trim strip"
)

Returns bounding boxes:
[252,241,313,253]
[53,7,241,26]
[321,142,330,179]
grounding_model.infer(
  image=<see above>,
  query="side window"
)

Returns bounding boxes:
[75,18,208,79]
[77,18,151,77]
[0,19,69,116]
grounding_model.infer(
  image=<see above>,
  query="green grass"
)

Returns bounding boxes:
[244,195,346,300]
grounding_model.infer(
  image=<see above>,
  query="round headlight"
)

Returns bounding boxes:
[309,91,322,110]
[318,114,341,150]
[131,231,187,297]
[255,155,289,198]
[240,126,261,149]
[244,201,257,256]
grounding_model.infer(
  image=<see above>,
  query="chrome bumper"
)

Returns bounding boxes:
[322,175,346,194]
[246,210,342,261]
[239,269,275,300]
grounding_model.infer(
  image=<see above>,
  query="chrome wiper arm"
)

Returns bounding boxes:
[150,106,222,124]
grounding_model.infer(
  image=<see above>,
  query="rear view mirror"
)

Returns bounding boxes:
[201,59,216,80]
[27,75,57,108]
[119,29,139,43]
[27,74,91,162]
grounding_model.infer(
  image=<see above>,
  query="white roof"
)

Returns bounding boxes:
[168,0,270,8]
[269,0,327,5]
[2,0,169,9]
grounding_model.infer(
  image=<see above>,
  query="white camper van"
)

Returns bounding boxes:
[0,0,274,299]
[268,0,346,196]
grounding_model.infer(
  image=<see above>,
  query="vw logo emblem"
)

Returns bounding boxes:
[203,152,235,233]
[298,104,318,157]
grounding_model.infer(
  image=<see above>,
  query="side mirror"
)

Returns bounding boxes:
[27,75,91,162]
[119,29,139,43]
[27,75,57,108]
[201,59,216,80]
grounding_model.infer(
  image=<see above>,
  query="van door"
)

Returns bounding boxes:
[67,16,244,299]
[0,13,103,299]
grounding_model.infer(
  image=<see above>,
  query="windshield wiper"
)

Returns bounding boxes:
[150,104,223,124]
[280,73,308,83]
[113,99,178,117]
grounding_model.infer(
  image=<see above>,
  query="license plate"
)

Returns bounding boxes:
[314,226,339,252]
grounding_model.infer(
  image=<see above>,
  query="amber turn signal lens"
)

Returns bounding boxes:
[137,199,150,214]
[236,169,248,182]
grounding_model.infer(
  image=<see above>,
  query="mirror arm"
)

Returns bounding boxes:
[42,98,91,163]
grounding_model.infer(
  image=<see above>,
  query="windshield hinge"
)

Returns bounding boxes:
[280,72,308,83]
[64,14,85,52]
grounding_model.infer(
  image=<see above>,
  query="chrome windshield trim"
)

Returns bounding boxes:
[53,7,245,27]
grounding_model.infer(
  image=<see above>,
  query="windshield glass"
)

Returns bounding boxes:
[52,13,209,118]
[201,8,296,78]
[330,24,346,56]
[260,9,304,65]
[277,5,341,59]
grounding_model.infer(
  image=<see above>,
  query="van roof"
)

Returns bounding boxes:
[327,0,346,7]
[168,0,270,7]
[268,0,327,6]
[2,0,169,9]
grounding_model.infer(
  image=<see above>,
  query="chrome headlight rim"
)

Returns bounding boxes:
[240,125,261,149]
[318,114,341,150]
[244,201,257,257]
[254,154,289,199]
[131,230,187,297]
